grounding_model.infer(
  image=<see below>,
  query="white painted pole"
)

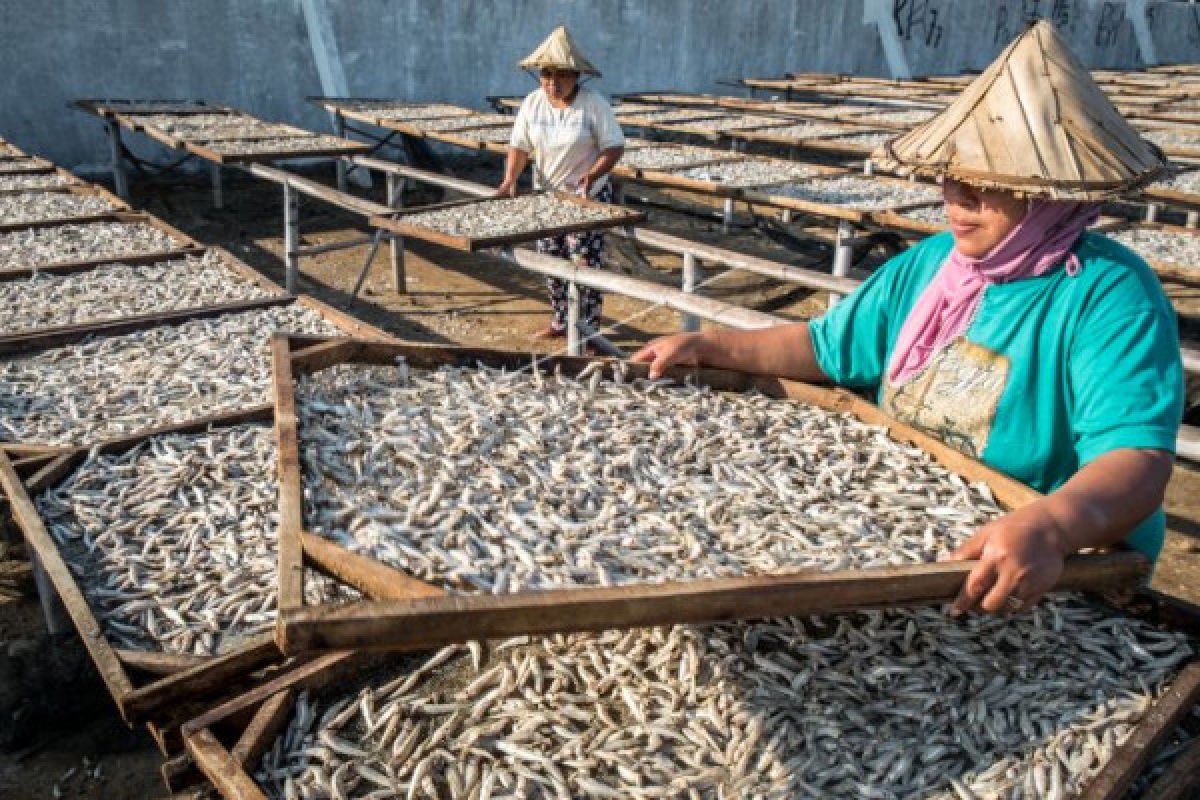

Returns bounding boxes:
[386,174,407,293]
[1145,203,1159,223]
[830,220,855,307]
[1188,211,1199,229]
[284,182,300,293]
[31,553,69,635]
[567,282,583,356]
[722,197,736,233]
[681,252,701,332]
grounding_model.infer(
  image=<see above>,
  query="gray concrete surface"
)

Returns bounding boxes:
[0,0,1197,169]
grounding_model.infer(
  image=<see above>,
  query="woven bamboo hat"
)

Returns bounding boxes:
[873,21,1167,200]
[519,25,601,77]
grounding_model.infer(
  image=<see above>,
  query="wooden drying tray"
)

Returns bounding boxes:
[0,166,85,194]
[425,125,514,155]
[871,201,947,236]
[611,148,747,183]
[306,97,478,131]
[265,336,1148,657]
[0,185,131,233]
[0,212,198,276]
[369,191,646,252]
[112,111,313,151]
[181,135,372,165]
[649,116,803,140]
[0,246,289,343]
[1095,220,1200,289]
[0,157,55,175]
[630,160,846,199]
[73,98,236,119]
[1143,174,1200,211]
[740,174,940,225]
[734,121,892,150]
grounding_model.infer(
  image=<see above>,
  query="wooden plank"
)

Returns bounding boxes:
[23,453,85,495]
[159,751,202,794]
[1142,735,1200,800]
[0,157,55,176]
[271,335,305,614]
[277,552,1147,655]
[0,450,136,713]
[1084,661,1200,800]
[289,339,372,372]
[0,246,207,283]
[185,728,271,800]
[123,634,282,721]
[116,649,210,677]
[295,295,397,342]
[231,689,296,769]
[369,191,646,252]
[301,531,444,601]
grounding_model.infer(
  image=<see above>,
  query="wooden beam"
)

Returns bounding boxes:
[115,649,210,677]
[278,552,1148,655]
[271,335,305,614]
[301,531,444,601]
[231,688,295,769]
[185,728,271,800]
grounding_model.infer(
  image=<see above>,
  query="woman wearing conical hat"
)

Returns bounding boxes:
[635,22,1182,615]
[497,25,625,342]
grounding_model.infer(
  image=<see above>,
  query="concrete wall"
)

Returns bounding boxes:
[0,0,1196,170]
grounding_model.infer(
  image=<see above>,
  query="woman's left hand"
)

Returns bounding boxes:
[946,501,1069,615]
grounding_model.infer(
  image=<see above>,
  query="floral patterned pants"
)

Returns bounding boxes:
[534,183,613,332]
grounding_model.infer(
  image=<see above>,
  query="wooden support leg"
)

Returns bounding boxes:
[210,163,224,210]
[284,183,300,293]
[386,174,407,293]
[105,119,129,200]
[567,282,583,356]
[829,220,855,307]
[681,252,701,332]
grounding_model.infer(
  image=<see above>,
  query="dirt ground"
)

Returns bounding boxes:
[1,158,1198,799]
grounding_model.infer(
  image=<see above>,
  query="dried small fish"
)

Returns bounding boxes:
[0,158,53,175]
[396,193,629,240]
[126,113,306,142]
[854,108,939,126]
[0,305,340,446]
[201,136,358,156]
[618,109,727,125]
[0,220,184,269]
[258,598,1194,799]
[399,114,514,132]
[90,100,214,114]
[770,175,941,210]
[0,191,119,226]
[1144,128,1200,150]
[1110,226,1200,268]
[0,250,274,336]
[670,158,819,188]
[1154,167,1200,194]
[748,121,860,139]
[38,425,350,655]
[896,203,948,226]
[663,115,794,132]
[334,102,475,121]
[300,362,1001,594]
[816,130,898,150]
[452,125,515,143]
[619,146,733,171]
[0,172,77,191]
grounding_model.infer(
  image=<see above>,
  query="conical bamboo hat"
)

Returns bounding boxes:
[518,26,600,77]
[873,21,1166,200]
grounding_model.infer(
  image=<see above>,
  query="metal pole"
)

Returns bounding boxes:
[386,174,407,293]
[334,112,348,193]
[210,163,224,210]
[284,182,300,293]
[31,553,69,635]
[862,159,875,176]
[1188,211,1199,229]
[681,252,701,332]
[105,119,129,199]
[830,220,855,307]
[1145,203,1159,223]
[722,197,736,233]
[567,281,583,356]
[780,209,793,224]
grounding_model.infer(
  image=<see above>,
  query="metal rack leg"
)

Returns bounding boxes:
[567,282,583,356]
[31,553,69,636]
[780,209,793,224]
[1189,211,1199,229]
[335,113,348,192]
[386,174,407,293]
[105,119,129,200]
[862,159,875,176]
[681,252,701,332]
[830,220,855,307]
[722,198,735,233]
[211,163,224,210]
[1145,203,1159,223]
[284,183,300,293]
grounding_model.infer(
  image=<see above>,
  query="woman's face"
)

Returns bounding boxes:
[943,179,1028,258]
[540,68,580,102]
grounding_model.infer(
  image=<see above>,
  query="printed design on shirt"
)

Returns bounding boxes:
[881,338,1009,459]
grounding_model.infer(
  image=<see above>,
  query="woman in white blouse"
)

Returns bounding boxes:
[497,26,625,341]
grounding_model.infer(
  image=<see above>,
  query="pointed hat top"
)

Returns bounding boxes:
[519,25,601,77]
[873,21,1167,200]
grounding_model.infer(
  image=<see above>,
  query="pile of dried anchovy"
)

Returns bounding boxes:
[1110,226,1200,267]
[0,172,76,191]
[396,194,628,241]
[92,100,214,114]
[896,204,948,226]
[664,115,793,132]
[619,109,729,125]
[1154,168,1200,195]
[819,131,897,150]
[0,158,52,174]
[855,108,939,126]
[747,121,858,139]
[671,159,820,188]
[0,220,184,269]
[0,305,340,446]
[39,425,348,655]
[0,251,274,336]
[0,191,119,226]
[619,146,734,171]
[259,598,1192,799]
[201,135,356,156]
[1145,129,1200,149]
[770,176,941,210]
[401,115,513,132]
[129,113,304,141]
[299,362,1000,594]
[454,126,515,143]
[349,103,474,121]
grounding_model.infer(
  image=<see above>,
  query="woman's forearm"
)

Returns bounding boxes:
[632,323,829,383]
[586,147,623,182]
[503,148,530,186]
[1039,448,1174,554]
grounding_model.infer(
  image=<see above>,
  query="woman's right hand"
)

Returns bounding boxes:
[494,179,518,198]
[631,332,710,379]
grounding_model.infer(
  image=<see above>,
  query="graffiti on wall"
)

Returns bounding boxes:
[893,0,946,49]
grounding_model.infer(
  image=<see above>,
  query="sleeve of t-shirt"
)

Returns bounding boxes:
[509,97,534,153]
[590,98,625,151]
[1068,309,1183,462]
[808,252,911,391]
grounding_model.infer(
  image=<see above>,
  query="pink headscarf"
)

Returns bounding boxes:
[886,200,1101,386]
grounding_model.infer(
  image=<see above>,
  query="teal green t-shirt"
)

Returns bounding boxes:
[809,231,1183,561]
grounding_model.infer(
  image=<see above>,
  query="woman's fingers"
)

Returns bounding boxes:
[945,528,988,561]
[979,568,1023,614]
[951,558,997,616]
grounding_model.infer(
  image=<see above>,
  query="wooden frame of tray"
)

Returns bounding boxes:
[0,185,131,233]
